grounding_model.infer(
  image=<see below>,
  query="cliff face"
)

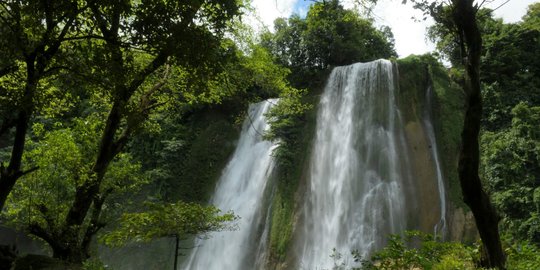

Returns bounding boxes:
[265,55,476,269]
[396,55,476,242]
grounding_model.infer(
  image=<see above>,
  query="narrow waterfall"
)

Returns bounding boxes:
[183,100,278,270]
[297,60,413,269]
[422,86,447,239]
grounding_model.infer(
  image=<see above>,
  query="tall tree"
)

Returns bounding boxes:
[450,0,505,267]
[0,0,85,212]
[4,0,244,263]
[416,0,506,267]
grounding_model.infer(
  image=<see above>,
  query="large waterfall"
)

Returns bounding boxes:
[297,60,414,269]
[181,60,448,270]
[183,100,278,270]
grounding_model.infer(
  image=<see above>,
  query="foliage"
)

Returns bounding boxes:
[362,231,476,270]
[100,201,237,247]
[480,6,540,131]
[302,0,395,69]
[481,103,540,244]
[265,87,312,169]
[263,81,317,262]
[82,258,110,270]
[0,0,252,263]
[505,240,540,270]
[126,41,297,203]
[261,0,395,88]
[3,114,147,238]
[428,3,540,131]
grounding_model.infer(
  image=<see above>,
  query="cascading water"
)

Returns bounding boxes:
[183,100,278,270]
[297,60,414,269]
[422,86,447,239]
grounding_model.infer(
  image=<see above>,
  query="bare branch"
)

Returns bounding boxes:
[60,35,105,42]
[491,0,510,12]
[19,166,39,177]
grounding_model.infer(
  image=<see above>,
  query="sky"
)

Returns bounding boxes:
[249,0,539,57]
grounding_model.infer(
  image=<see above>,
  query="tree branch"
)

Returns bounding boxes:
[0,117,16,138]
[28,223,55,248]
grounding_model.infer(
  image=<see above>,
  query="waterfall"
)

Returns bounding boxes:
[183,100,278,270]
[297,60,413,269]
[422,85,447,239]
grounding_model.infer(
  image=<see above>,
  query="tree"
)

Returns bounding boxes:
[0,0,86,212]
[479,3,540,245]
[482,103,540,244]
[0,0,244,263]
[481,5,540,131]
[302,0,395,69]
[261,0,396,88]
[429,0,540,249]
[100,202,237,270]
[2,0,302,265]
[434,0,505,267]
[3,114,148,259]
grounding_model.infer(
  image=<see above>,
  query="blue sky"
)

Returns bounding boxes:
[292,0,311,17]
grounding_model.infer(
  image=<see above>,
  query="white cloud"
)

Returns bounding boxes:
[489,0,537,23]
[370,0,536,57]
[371,0,435,57]
[247,0,299,32]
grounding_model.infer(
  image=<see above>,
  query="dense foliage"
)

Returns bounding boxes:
[0,0,539,268]
[261,0,396,88]
[358,231,540,270]
[100,202,237,247]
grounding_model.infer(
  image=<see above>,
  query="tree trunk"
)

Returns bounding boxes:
[173,235,179,270]
[0,77,35,211]
[452,0,505,268]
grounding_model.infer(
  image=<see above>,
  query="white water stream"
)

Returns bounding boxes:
[297,60,413,269]
[422,85,447,239]
[183,100,278,270]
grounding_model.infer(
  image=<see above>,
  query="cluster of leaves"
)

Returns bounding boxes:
[100,201,238,247]
[480,4,540,130]
[478,3,540,246]
[3,113,147,238]
[265,87,312,170]
[361,231,476,270]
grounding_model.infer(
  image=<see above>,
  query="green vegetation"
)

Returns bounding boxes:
[261,0,395,88]
[0,0,539,269]
[481,103,540,244]
[265,90,318,262]
[425,2,540,266]
[356,231,540,270]
[0,0,294,266]
[100,202,237,247]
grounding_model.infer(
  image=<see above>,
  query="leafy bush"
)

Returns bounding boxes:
[362,231,476,270]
